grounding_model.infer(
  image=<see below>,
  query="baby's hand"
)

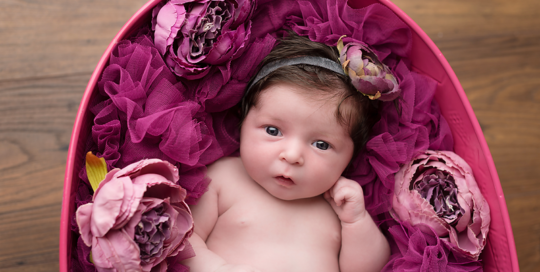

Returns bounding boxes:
[215,264,262,272]
[324,176,367,224]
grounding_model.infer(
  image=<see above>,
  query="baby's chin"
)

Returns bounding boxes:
[264,187,325,202]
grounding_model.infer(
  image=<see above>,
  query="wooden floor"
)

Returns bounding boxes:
[0,0,538,271]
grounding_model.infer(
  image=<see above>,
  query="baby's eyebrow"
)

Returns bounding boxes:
[308,128,339,140]
[259,114,284,123]
[257,108,286,122]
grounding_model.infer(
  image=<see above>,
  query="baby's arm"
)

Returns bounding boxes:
[181,183,228,270]
[182,177,260,272]
[324,177,390,272]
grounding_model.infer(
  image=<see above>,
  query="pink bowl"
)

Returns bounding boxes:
[59,0,519,271]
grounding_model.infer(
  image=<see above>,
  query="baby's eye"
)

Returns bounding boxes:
[265,126,282,136]
[312,140,330,150]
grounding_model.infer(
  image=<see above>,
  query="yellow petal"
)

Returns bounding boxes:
[349,68,358,78]
[385,73,395,81]
[342,59,349,69]
[367,91,382,100]
[337,35,347,54]
[86,152,108,192]
[356,67,365,77]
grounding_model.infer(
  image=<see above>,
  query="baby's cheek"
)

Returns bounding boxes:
[313,161,342,187]
[241,144,270,177]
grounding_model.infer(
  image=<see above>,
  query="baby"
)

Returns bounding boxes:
[182,34,390,272]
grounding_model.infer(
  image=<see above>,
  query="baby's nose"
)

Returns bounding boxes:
[279,142,304,165]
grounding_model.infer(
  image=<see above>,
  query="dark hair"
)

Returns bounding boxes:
[241,32,380,158]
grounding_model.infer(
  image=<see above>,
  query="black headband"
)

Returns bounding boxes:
[242,56,345,116]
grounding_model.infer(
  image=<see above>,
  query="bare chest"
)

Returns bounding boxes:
[207,177,341,271]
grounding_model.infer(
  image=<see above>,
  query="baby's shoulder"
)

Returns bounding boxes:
[207,156,243,174]
[206,156,248,187]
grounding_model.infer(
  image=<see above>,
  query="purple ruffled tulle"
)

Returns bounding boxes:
[347,65,454,216]
[73,237,96,272]
[383,220,482,271]
[72,0,467,271]
[83,28,243,204]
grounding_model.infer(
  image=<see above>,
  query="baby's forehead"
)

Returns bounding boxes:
[258,81,342,105]
[257,84,351,131]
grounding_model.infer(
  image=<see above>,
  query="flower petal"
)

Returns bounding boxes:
[114,177,147,230]
[92,230,142,272]
[164,202,194,258]
[153,2,187,55]
[114,159,179,183]
[408,209,449,237]
[90,176,127,237]
[76,203,94,246]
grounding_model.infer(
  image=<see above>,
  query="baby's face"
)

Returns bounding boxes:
[240,83,354,200]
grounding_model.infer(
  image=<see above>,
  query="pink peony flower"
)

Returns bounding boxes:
[392,150,490,260]
[338,38,400,101]
[76,159,194,271]
[152,0,254,79]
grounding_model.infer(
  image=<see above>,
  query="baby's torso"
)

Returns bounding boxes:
[206,157,342,272]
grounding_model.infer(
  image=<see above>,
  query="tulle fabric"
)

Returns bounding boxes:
[383,220,483,271]
[85,28,243,203]
[71,0,469,271]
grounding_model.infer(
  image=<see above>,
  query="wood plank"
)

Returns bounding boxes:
[0,75,85,271]
[0,0,148,81]
[0,1,147,271]
[392,0,540,39]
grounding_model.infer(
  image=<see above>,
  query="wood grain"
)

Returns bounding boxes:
[0,0,538,271]
[0,1,148,271]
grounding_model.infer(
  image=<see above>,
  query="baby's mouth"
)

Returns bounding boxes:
[275,176,295,187]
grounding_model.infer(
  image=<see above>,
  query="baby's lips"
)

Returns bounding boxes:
[275,175,295,187]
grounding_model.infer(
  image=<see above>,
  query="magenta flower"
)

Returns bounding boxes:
[76,159,194,271]
[152,0,254,79]
[392,150,490,260]
[338,38,400,101]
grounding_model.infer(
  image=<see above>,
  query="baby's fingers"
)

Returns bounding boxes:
[332,184,357,206]
[333,177,364,204]
[323,190,339,207]
[326,177,368,224]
